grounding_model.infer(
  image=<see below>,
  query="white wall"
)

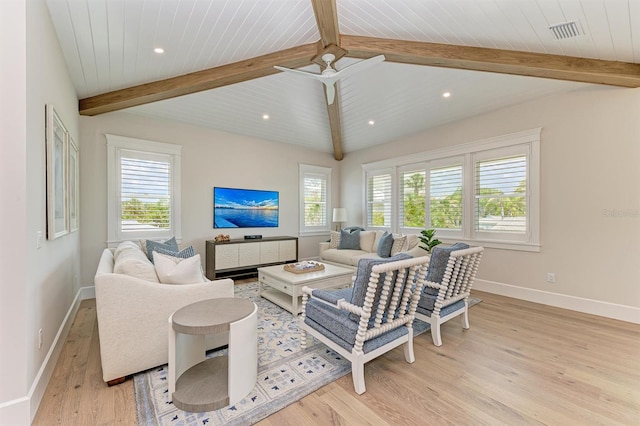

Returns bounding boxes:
[79,112,339,287]
[0,0,81,422]
[340,85,640,316]
[0,0,29,423]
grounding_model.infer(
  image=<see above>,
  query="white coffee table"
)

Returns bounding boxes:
[258,263,354,314]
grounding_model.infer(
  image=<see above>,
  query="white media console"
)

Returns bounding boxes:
[205,236,298,279]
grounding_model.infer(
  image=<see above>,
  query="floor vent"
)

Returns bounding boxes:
[549,21,582,40]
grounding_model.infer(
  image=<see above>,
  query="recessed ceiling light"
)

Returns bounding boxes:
[442,92,451,98]
[368,120,375,125]
[154,47,164,54]
[262,114,270,120]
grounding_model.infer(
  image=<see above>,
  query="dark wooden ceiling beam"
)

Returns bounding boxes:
[341,35,640,88]
[79,43,318,116]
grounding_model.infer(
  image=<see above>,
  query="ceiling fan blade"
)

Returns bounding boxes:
[334,54,385,79]
[323,82,336,105]
[273,65,322,80]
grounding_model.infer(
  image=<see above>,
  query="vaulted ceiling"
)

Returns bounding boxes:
[46,0,640,160]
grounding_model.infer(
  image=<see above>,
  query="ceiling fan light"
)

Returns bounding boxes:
[442,92,451,98]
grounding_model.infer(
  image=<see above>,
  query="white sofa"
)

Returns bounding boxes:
[319,230,428,269]
[94,242,234,384]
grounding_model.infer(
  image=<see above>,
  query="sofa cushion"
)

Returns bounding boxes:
[321,248,368,266]
[376,231,394,258]
[114,241,141,260]
[358,231,377,253]
[338,229,361,250]
[405,234,419,250]
[113,244,160,283]
[153,252,205,284]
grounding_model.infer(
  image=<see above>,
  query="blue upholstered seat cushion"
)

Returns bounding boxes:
[338,229,361,250]
[376,231,394,258]
[416,297,465,317]
[423,242,469,295]
[304,299,409,354]
[310,287,353,305]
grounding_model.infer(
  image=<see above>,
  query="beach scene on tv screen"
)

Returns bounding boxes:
[214,187,279,228]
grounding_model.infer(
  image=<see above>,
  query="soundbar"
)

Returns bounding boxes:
[244,235,262,240]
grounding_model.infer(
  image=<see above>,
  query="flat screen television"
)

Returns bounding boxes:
[213,187,279,228]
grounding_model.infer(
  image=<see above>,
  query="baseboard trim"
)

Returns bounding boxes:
[0,396,29,426]
[474,279,640,324]
[27,285,96,422]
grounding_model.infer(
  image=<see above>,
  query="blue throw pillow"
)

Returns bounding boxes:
[150,245,196,264]
[376,231,394,258]
[146,237,179,261]
[338,229,361,250]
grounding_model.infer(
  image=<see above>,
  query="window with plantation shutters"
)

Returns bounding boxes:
[299,164,331,234]
[366,170,393,228]
[429,163,463,231]
[362,128,540,251]
[120,152,172,232]
[106,135,182,244]
[474,149,528,239]
[400,167,426,230]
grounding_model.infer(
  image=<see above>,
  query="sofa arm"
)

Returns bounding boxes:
[94,272,234,382]
[405,245,429,258]
[319,241,330,257]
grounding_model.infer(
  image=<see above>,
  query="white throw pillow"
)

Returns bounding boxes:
[390,235,407,256]
[153,252,205,284]
[329,231,341,249]
[114,241,142,260]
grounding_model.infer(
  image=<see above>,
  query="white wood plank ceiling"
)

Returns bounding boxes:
[46,0,640,155]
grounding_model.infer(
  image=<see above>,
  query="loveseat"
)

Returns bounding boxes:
[319,230,428,269]
[94,241,234,384]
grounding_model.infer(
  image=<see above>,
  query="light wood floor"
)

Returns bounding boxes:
[33,281,640,425]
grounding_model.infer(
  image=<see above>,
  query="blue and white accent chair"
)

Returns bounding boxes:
[300,254,429,394]
[415,243,484,346]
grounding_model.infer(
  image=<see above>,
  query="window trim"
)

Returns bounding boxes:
[106,134,182,246]
[299,164,332,236]
[362,128,541,252]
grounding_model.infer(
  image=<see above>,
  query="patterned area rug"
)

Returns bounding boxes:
[134,282,479,425]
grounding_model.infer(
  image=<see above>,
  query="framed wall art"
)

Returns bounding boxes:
[46,104,69,239]
[68,136,79,232]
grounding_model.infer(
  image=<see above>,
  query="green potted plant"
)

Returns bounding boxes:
[419,229,442,253]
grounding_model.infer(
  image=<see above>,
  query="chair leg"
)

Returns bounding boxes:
[403,334,415,364]
[352,355,366,395]
[431,317,442,347]
[462,304,470,330]
[298,316,307,349]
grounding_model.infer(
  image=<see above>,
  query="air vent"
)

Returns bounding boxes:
[549,21,582,40]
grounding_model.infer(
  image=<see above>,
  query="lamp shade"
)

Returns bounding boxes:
[332,208,347,223]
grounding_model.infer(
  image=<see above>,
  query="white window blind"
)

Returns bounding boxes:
[120,152,172,232]
[299,164,331,234]
[303,174,327,227]
[475,155,527,234]
[400,169,426,229]
[367,171,393,228]
[429,164,463,230]
[106,134,181,245]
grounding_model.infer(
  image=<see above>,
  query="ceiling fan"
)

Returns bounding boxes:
[274,53,386,105]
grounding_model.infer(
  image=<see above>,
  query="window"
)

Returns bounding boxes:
[473,145,529,242]
[366,169,393,228]
[299,164,331,234]
[400,166,426,230]
[362,128,540,251]
[106,134,181,244]
[428,160,463,233]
